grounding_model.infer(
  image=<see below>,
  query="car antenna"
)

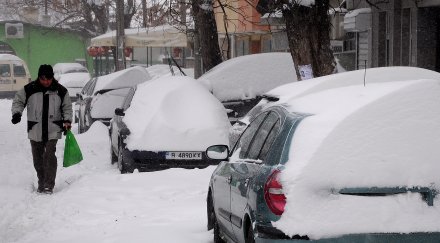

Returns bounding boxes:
[363,60,367,87]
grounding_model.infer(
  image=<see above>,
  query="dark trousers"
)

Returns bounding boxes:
[30,139,58,190]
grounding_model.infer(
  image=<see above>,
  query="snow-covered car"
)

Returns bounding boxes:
[198,53,297,124]
[53,63,88,80]
[109,76,230,173]
[0,54,31,98]
[77,66,151,133]
[229,66,440,148]
[58,72,91,102]
[206,71,440,243]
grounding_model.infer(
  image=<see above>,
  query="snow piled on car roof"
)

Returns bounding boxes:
[198,53,297,102]
[93,66,151,93]
[275,78,440,239]
[58,72,91,87]
[123,76,230,151]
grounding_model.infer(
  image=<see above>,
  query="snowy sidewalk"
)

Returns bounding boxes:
[0,99,214,243]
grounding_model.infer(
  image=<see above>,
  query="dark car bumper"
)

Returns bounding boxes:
[255,224,440,243]
[121,150,222,171]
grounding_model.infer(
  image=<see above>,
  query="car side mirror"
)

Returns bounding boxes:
[206,145,229,160]
[115,108,125,116]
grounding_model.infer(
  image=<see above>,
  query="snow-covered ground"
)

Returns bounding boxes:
[0,99,214,243]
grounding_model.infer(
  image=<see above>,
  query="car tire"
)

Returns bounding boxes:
[118,145,133,174]
[245,224,255,243]
[213,212,225,243]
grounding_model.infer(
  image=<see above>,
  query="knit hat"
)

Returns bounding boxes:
[38,64,54,79]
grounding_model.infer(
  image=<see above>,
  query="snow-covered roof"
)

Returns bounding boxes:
[58,73,91,88]
[0,54,24,62]
[91,24,188,47]
[198,53,297,102]
[274,77,440,239]
[93,66,151,94]
[123,76,230,151]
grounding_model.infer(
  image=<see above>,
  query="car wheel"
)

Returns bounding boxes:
[245,224,255,243]
[208,195,225,243]
[118,145,133,174]
[213,212,225,243]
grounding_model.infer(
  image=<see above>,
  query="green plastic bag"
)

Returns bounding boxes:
[63,130,83,167]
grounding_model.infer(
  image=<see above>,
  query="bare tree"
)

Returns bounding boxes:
[259,0,335,80]
[191,0,223,73]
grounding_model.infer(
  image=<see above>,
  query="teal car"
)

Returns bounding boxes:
[206,79,440,242]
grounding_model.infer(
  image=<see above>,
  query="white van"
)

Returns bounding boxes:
[0,54,31,96]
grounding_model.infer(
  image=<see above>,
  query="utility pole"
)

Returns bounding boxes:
[116,0,126,70]
[142,0,147,28]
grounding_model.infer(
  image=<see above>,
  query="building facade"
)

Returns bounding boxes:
[344,0,440,72]
[0,21,91,78]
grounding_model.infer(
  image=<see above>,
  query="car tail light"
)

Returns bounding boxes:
[264,169,286,216]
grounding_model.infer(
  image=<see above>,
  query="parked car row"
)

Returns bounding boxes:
[76,66,151,133]
[74,61,440,243]
[205,67,440,243]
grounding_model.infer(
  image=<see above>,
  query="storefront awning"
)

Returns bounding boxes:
[90,25,188,47]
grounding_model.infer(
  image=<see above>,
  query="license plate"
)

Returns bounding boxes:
[165,152,202,160]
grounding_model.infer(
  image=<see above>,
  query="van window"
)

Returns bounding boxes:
[13,64,26,77]
[0,64,11,77]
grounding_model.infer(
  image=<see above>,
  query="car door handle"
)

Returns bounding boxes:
[227,176,232,184]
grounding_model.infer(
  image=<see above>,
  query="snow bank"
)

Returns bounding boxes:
[198,53,297,102]
[124,76,230,151]
[275,79,440,239]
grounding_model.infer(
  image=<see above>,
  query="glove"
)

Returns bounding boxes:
[11,113,21,124]
[63,122,72,135]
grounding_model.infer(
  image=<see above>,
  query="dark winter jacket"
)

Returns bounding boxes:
[11,79,72,142]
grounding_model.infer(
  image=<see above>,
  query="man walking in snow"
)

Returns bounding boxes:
[11,64,72,194]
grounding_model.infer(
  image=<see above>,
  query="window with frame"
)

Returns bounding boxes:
[232,112,268,159]
[0,64,11,77]
[86,79,98,96]
[13,64,26,77]
[247,112,280,160]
